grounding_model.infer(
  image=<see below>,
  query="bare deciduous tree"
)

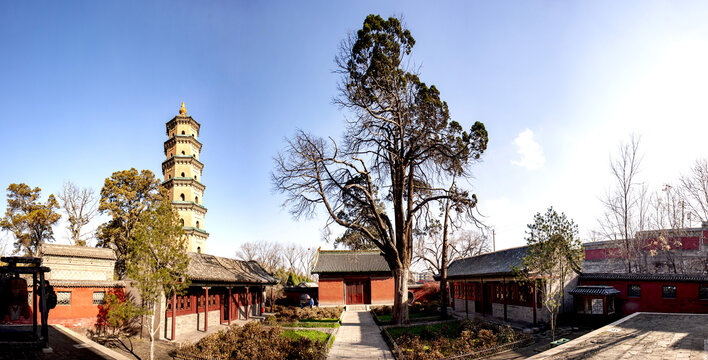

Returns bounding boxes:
[58,181,97,246]
[414,228,490,278]
[414,177,488,319]
[678,158,708,223]
[234,241,284,274]
[598,135,644,272]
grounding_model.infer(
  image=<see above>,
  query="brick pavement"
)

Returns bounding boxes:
[0,325,122,360]
[529,313,708,360]
[327,311,393,360]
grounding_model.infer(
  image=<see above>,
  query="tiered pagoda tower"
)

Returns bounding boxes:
[162,103,209,252]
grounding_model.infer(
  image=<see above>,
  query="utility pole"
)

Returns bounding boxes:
[492,229,496,252]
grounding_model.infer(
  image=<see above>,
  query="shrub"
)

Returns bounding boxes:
[180,322,326,360]
[372,305,392,316]
[389,320,528,359]
[264,315,278,326]
[272,305,343,323]
[93,290,143,338]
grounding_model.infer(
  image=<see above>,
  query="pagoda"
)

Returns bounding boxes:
[161,103,209,252]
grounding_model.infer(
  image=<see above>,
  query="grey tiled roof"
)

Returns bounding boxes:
[447,246,528,278]
[41,244,117,260]
[187,252,279,285]
[312,250,391,274]
[580,272,708,282]
[47,280,126,288]
[569,285,620,296]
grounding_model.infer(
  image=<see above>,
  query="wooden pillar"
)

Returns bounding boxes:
[171,292,176,340]
[503,277,508,322]
[235,288,240,320]
[532,280,537,326]
[245,287,249,320]
[219,288,223,325]
[227,287,232,325]
[204,287,209,331]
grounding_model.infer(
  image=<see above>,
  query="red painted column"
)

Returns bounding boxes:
[227,287,232,325]
[204,287,209,331]
[171,292,176,340]
[245,287,249,320]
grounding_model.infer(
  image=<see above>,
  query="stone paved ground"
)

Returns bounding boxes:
[327,311,393,360]
[529,313,708,360]
[0,326,116,360]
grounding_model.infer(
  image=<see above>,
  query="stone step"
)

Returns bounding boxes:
[345,304,369,312]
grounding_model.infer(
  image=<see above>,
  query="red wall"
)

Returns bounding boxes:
[585,249,605,260]
[580,279,708,314]
[31,287,122,327]
[318,277,344,305]
[370,277,394,304]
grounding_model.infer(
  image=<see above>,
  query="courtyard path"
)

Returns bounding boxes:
[327,311,394,360]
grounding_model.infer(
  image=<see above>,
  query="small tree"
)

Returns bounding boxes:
[0,183,61,256]
[95,289,144,338]
[519,207,582,341]
[128,197,189,360]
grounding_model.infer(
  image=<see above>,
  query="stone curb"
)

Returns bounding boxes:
[52,324,132,360]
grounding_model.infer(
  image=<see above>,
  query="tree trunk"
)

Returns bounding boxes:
[550,311,556,342]
[149,303,156,360]
[440,273,448,320]
[392,266,409,324]
[440,196,451,320]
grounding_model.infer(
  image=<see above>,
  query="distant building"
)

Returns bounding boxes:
[312,250,394,307]
[282,282,318,306]
[578,222,708,316]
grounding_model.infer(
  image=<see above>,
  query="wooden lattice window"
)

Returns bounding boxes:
[93,292,106,305]
[628,284,641,298]
[591,298,604,314]
[57,292,71,306]
[699,286,708,300]
[662,285,677,299]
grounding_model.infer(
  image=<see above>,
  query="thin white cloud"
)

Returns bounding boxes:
[511,129,545,170]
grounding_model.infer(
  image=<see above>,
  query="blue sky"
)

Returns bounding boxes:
[3,1,708,257]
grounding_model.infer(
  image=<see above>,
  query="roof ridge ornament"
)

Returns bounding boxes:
[179,102,187,116]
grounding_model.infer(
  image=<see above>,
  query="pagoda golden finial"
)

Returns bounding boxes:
[179,102,187,116]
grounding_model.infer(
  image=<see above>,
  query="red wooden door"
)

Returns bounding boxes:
[346,280,365,304]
